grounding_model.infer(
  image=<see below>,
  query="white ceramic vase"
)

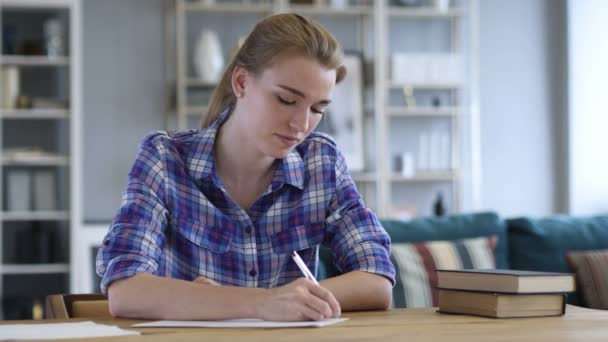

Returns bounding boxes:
[193,29,224,83]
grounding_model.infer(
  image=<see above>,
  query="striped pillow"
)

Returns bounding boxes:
[567,250,608,309]
[391,235,497,308]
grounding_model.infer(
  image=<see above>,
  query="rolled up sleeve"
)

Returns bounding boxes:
[324,151,396,285]
[96,132,169,294]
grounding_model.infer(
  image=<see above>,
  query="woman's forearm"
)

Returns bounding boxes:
[320,271,392,311]
[108,273,265,320]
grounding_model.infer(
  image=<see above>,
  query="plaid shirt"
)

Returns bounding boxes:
[96,108,395,294]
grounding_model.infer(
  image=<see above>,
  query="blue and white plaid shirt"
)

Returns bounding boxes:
[96,108,395,294]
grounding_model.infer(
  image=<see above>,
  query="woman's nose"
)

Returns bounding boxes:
[289,108,310,133]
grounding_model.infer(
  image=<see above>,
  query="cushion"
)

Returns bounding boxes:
[318,211,508,280]
[567,250,608,309]
[381,212,509,269]
[507,215,608,305]
[391,235,497,308]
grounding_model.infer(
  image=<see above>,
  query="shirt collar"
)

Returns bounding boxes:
[185,107,231,182]
[186,106,305,191]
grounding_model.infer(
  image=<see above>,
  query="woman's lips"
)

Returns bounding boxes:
[275,133,299,147]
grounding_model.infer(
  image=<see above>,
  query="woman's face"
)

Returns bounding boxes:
[235,54,336,159]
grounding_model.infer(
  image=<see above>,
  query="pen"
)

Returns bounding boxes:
[291,251,319,285]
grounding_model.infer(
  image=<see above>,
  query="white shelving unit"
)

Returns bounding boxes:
[170,0,479,219]
[0,0,81,319]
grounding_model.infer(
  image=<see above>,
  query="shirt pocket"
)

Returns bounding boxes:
[271,222,325,254]
[173,215,232,253]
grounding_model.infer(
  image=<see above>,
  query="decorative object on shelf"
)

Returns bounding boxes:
[393,0,420,6]
[392,53,462,84]
[16,94,32,109]
[315,54,364,171]
[329,0,348,8]
[2,23,18,54]
[193,29,225,83]
[417,132,429,171]
[1,65,20,109]
[5,168,31,211]
[433,0,450,12]
[429,130,450,170]
[18,39,43,55]
[31,97,69,109]
[401,152,415,177]
[32,299,44,320]
[43,18,65,57]
[17,223,55,263]
[402,86,416,107]
[32,169,57,211]
[418,130,450,172]
[433,192,446,216]
[390,203,418,221]
[432,96,441,108]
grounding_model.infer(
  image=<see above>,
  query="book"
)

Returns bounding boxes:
[438,289,567,318]
[436,269,575,294]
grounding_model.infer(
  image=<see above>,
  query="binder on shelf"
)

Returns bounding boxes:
[5,169,31,212]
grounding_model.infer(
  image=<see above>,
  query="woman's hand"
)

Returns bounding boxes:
[254,278,341,321]
[192,276,220,286]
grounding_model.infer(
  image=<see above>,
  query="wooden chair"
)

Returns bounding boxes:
[45,294,111,319]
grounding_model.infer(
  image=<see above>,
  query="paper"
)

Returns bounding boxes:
[133,317,349,329]
[0,321,140,340]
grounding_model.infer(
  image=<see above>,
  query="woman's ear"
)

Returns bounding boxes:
[231,64,249,98]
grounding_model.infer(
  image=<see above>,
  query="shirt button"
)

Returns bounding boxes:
[245,227,252,234]
[249,269,257,277]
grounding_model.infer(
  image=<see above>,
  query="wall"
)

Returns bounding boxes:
[82,0,165,222]
[567,0,608,215]
[479,0,568,217]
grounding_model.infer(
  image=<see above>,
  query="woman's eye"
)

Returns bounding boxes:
[277,95,296,105]
[312,107,326,115]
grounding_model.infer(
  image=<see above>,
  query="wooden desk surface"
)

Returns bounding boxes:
[5,305,608,341]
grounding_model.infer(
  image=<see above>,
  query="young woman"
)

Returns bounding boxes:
[97,13,395,321]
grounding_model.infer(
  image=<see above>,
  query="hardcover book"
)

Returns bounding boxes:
[438,289,567,318]
[436,269,575,294]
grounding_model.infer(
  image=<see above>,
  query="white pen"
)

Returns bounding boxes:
[291,250,319,285]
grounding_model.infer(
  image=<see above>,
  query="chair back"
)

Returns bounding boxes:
[45,294,110,319]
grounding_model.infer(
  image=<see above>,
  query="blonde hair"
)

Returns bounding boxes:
[201,13,347,128]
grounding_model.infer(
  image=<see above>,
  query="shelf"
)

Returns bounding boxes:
[389,82,462,90]
[387,107,459,117]
[186,78,217,88]
[0,264,70,275]
[1,55,69,67]
[1,211,69,221]
[183,2,272,14]
[390,171,458,182]
[288,5,371,16]
[0,109,69,119]
[388,7,461,18]
[1,154,69,166]
[351,172,377,182]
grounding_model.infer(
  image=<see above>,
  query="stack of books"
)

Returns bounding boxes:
[436,269,576,318]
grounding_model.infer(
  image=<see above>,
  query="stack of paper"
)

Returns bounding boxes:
[133,318,349,329]
[0,321,140,340]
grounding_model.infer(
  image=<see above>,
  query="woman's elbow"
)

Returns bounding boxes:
[107,279,135,318]
[375,278,393,310]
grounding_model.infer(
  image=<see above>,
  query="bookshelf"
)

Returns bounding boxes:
[170,0,480,218]
[0,0,81,319]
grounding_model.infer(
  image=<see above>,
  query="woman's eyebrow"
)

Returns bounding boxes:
[277,84,331,105]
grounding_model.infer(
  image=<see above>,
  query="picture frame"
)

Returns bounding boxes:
[316,53,365,172]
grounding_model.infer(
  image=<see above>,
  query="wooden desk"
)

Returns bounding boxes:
[6,305,608,341]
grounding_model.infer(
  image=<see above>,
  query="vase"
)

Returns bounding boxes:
[193,29,224,83]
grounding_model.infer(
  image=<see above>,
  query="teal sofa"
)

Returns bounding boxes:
[318,211,608,307]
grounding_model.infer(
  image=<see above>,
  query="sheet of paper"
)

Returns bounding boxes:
[0,321,140,340]
[133,317,349,328]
